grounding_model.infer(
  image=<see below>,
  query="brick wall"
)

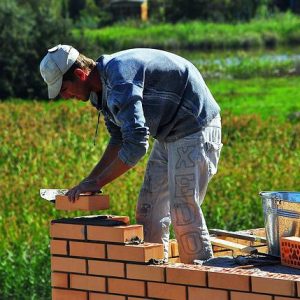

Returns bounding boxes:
[50,214,300,300]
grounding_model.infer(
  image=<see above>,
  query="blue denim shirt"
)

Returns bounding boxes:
[93,48,220,166]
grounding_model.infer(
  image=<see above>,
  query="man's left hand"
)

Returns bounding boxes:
[66,178,101,202]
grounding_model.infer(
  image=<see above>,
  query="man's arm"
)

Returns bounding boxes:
[67,145,132,201]
[85,143,121,180]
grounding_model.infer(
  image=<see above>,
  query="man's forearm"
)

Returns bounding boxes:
[86,144,121,180]
[96,156,132,188]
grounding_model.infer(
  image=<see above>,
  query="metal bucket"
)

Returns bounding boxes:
[260,191,300,257]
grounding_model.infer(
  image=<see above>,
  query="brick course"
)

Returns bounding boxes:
[50,215,300,300]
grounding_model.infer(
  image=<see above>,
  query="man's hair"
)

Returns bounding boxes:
[63,53,96,81]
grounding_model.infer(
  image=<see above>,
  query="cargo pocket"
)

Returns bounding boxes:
[204,141,223,179]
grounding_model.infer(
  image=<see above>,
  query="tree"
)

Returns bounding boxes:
[0,0,73,99]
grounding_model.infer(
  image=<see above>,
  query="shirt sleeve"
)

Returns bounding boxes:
[104,114,123,146]
[107,82,150,166]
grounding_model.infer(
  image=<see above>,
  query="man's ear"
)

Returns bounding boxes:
[74,68,88,81]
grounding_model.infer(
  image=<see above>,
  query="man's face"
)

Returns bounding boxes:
[59,68,90,101]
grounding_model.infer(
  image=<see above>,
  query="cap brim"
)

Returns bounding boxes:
[48,77,63,99]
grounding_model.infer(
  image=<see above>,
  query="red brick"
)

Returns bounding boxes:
[128,298,153,300]
[126,264,165,281]
[55,194,109,211]
[208,270,250,291]
[107,243,164,262]
[109,215,130,225]
[50,239,68,255]
[70,241,105,258]
[108,278,145,297]
[251,276,296,296]
[274,297,300,300]
[281,237,300,269]
[70,274,106,292]
[50,223,85,240]
[231,291,272,300]
[51,272,68,288]
[148,282,186,300]
[90,293,126,300]
[88,260,125,277]
[188,287,228,300]
[51,256,86,273]
[87,225,143,243]
[166,265,206,286]
[52,288,87,300]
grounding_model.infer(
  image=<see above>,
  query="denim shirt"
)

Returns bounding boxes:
[93,48,220,166]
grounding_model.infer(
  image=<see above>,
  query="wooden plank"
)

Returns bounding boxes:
[210,237,258,254]
[209,229,267,243]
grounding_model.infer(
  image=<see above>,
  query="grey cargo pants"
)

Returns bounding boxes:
[136,115,222,264]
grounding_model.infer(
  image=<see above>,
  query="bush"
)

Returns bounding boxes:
[0,0,73,99]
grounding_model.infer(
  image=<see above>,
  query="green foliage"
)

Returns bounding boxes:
[165,0,263,22]
[74,0,112,29]
[209,77,300,120]
[0,0,73,99]
[188,50,300,80]
[1,76,300,297]
[76,13,300,52]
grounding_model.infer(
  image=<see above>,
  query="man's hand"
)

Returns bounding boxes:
[66,178,101,202]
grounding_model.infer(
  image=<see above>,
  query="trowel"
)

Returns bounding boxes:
[40,189,69,203]
[40,189,102,203]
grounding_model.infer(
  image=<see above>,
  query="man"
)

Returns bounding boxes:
[40,44,222,264]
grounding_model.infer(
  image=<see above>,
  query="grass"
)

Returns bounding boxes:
[209,77,300,119]
[75,13,300,53]
[1,76,300,298]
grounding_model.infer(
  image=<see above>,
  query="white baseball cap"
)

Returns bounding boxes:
[40,44,79,99]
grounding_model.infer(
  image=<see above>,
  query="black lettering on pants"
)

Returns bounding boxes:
[175,174,195,197]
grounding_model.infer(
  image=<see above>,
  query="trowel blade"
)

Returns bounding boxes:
[40,189,68,202]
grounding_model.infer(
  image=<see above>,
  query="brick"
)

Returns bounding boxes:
[70,241,105,258]
[109,215,130,225]
[55,194,110,211]
[274,297,300,300]
[148,282,186,300]
[50,223,85,240]
[251,276,296,296]
[168,240,172,258]
[108,278,145,297]
[89,260,125,277]
[107,243,164,262]
[231,291,272,300]
[50,239,68,255]
[51,272,69,288]
[90,293,126,300]
[128,298,153,300]
[51,256,86,273]
[168,257,181,263]
[87,225,143,243]
[171,239,179,257]
[52,288,87,300]
[188,287,228,300]
[208,271,250,291]
[127,264,165,282]
[166,265,206,286]
[281,237,300,269]
[70,274,106,292]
